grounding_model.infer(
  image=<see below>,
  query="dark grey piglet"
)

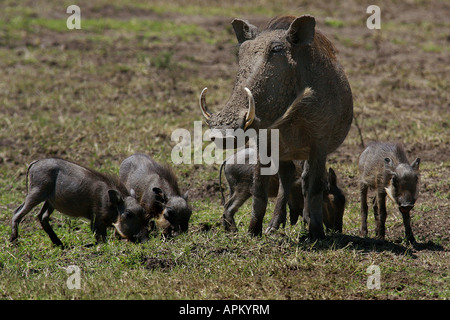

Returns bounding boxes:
[119,154,192,236]
[359,142,420,243]
[10,158,149,247]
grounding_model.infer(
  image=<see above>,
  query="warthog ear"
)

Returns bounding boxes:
[130,188,137,199]
[232,19,258,44]
[108,190,124,206]
[287,15,315,46]
[411,158,420,171]
[328,167,337,186]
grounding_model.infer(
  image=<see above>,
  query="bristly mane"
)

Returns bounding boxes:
[264,15,297,31]
[264,15,337,61]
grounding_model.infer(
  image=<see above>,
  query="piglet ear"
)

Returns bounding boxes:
[328,168,337,186]
[108,190,123,205]
[411,158,420,171]
[183,191,189,202]
[153,187,167,203]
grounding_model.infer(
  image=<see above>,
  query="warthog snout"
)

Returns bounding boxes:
[199,86,256,131]
[209,128,236,148]
[203,87,256,150]
[399,204,414,214]
[112,195,149,243]
[209,129,254,150]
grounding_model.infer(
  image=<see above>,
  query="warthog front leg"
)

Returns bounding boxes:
[248,162,270,236]
[91,216,108,243]
[375,191,387,240]
[301,164,309,226]
[401,210,416,244]
[288,181,304,226]
[266,161,295,234]
[359,183,369,237]
[304,149,327,240]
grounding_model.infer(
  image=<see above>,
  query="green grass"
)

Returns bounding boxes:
[324,17,344,28]
[0,16,212,46]
[421,42,444,53]
[1,194,447,300]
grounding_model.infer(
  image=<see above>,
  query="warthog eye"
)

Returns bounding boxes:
[271,43,285,53]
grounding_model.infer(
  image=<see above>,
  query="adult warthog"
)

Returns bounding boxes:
[199,15,353,238]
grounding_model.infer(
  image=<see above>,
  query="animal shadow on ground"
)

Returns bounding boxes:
[297,233,446,258]
[189,222,446,258]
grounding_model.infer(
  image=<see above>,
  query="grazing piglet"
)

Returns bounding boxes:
[220,148,346,233]
[322,166,346,233]
[359,142,421,243]
[10,158,149,248]
[119,154,191,236]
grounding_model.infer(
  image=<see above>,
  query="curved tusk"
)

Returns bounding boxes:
[199,87,212,122]
[243,87,255,130]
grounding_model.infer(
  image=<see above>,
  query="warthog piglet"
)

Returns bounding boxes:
[10,158,149,247]
[120,154,192,236]
[359,142,420,243]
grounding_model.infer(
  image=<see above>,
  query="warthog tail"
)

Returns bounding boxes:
[25,160,39,194]
[219,159,227,206]
[269,87,315,129]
